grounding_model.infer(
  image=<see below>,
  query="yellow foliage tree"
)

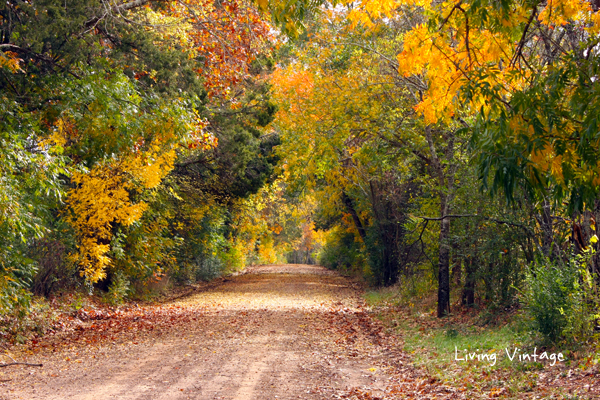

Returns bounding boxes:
[52,73,216,284]
[66,146,179,283]
[66,167,148,283]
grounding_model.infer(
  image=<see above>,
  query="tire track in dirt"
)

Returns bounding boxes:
[2,265,403,400]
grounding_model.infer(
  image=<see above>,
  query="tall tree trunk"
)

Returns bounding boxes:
[437,197,451,317]
[368,181,403,286]
[540,197,554,258]
[341,191,367,242]
[424,125,456,318]
[462,256,476,307]
[425,125,458,318]
[461,218,475,307]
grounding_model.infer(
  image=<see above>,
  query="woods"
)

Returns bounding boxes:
[1,0,600,364]
[271,0,600,344]
[0,0,286,319]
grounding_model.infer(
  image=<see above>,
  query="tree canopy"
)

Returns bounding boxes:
[2,0,600,350]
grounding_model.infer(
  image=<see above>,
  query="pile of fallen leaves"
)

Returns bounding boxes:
[0,277,232,348]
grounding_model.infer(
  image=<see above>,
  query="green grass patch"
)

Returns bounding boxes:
[365,286,600,399]
[406,323,530,369]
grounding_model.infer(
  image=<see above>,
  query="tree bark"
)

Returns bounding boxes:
[341,191,367,242]
[540,197,554,258]
[437,197,451,317]
[368,180,405,285]
[462,256,476,307]
[424,125,456,318]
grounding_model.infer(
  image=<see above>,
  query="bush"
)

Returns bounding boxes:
[222,241,248,271]
[318,227,369,278]
[103,271,131,306]
[524,252,599,345]
[0,252,35,315]
[31,237,79,297]
[0,299,58,344]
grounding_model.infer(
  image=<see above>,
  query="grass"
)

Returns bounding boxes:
[365,284,600,399]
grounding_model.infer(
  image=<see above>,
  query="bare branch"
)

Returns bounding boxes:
[0,362,43,368]
[510,7,537,69]
[0,44,22,50]
[413,213,534,234]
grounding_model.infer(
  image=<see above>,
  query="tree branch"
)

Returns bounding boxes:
[0,44,22,50]
[84,0,170,29]
[413,214,533,234]
[510,7,537,69]
[0,362,43,368]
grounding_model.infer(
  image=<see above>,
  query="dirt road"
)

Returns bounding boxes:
[1,265,411,400]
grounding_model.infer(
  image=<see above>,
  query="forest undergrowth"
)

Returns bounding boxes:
[366,285,600,399]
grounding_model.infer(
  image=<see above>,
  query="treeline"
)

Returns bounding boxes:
[272,0,600,345]
[3,0,600,348]
[0,0,297,322]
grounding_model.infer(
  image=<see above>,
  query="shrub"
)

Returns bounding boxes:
[317,227,369,277]
[103,271,131,306]
[0,298,58,344]
[524,252,599,345]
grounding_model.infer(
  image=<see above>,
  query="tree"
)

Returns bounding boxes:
[0,0,277,303]
[338,0,600,314]
[271,11,424,284]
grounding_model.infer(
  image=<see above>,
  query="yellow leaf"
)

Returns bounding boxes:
[256,0,268,10]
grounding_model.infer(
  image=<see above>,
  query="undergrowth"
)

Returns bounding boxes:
[366,285,600,399]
